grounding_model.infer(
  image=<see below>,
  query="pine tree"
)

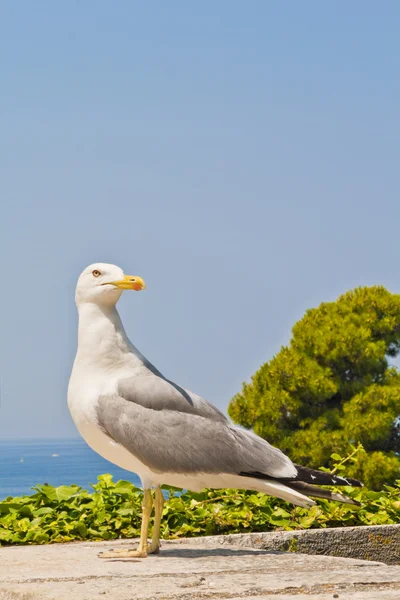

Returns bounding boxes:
[228,286,400,489]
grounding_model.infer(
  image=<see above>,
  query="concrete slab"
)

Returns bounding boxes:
[1,537,400,600]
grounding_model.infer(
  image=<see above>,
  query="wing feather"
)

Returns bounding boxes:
[118,375,227,422]
[96,393,296,478]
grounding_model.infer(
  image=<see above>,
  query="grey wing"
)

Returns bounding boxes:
[118,374,227,422]
[96,393,296,478]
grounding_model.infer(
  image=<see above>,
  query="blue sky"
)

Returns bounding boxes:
[1,1,400,438]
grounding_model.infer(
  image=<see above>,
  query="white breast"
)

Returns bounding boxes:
[68,366,156,488]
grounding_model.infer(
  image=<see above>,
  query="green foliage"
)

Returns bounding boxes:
[1,452,400,546]
[228,286,400,489]
[0,476,143,546]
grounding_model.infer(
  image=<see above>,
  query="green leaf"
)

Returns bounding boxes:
[0,503,22,514]
[96,474,114,488]
[75,523,88,537]
[33,507,54,517]
[331,453,342,461]
[33,532,50,543]
[55,486,80,502]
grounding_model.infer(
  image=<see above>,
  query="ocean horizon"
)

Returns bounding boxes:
[0,438,141,500]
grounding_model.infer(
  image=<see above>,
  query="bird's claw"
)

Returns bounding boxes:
[147,543,160,554]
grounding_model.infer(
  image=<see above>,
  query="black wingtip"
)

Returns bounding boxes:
[293,465,363,487]
[239,466,364,489]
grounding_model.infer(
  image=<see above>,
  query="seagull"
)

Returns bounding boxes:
[68,262,362,559]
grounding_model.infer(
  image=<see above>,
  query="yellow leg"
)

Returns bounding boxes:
[98,488,153,559]
[147,486,164,554]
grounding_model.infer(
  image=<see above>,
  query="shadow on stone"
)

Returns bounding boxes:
[158,546,275,558]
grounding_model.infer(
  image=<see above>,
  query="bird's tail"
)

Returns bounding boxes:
[240,463,363,507]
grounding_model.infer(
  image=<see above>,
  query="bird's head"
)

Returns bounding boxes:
[75,263,146,306]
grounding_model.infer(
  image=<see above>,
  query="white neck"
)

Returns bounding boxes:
[75,302,137,371]
[73,301,163,380]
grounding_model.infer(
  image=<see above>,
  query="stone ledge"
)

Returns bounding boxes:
[1,537,400,600]
[176,524,400,564]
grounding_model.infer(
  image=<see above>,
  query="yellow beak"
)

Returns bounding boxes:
[105,275,146,291]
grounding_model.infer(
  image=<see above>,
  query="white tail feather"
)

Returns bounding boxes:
[234,476,316,508]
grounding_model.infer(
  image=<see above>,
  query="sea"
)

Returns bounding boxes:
[0,438,141,500]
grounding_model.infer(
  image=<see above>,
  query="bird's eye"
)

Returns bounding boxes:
[92,270,101,278]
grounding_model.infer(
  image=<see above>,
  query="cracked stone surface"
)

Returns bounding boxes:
[1,537,400,599]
